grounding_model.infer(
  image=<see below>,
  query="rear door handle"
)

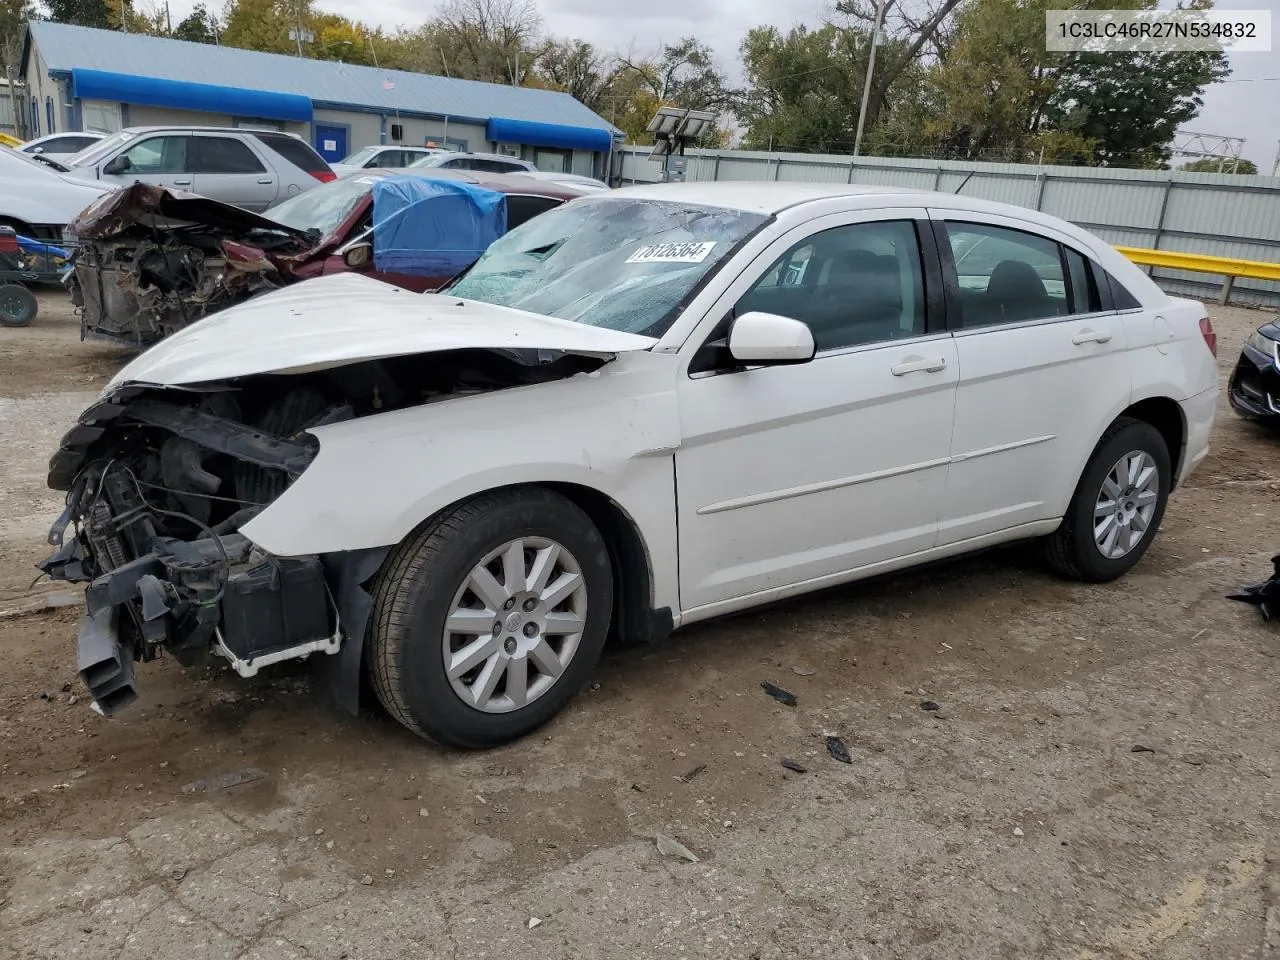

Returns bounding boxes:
[1072,328,1112,345]
[891,357,948,376]
[257,178,274,184]
[172,178,191,186]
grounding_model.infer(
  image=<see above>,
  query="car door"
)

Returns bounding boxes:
[99,133,194,192]
[188,135,276,210]
[933,212,1132,545]
[674,210,958,612]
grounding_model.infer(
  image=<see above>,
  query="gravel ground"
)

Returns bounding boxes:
[0,292,1276,960]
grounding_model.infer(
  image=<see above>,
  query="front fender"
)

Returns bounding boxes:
[239,351,682,602]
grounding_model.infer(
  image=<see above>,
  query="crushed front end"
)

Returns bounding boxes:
[41,383,353,716]
[64,183,315,347]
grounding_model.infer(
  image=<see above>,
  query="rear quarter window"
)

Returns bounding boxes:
[506,195,563,229]
[254,133,331,174]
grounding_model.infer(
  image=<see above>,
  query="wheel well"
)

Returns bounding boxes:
[543,482,670,647]
[1119,397,1186,483]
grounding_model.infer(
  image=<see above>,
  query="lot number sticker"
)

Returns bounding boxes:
[626,241,717,264]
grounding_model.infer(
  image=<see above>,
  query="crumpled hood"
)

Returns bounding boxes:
[107,272,658,389]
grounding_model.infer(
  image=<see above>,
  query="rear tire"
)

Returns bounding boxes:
[1046,417,1171,582]
[0,283,37,327]
[368,487,614,749]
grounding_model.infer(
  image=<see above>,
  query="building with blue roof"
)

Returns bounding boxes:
[20,21,622,176]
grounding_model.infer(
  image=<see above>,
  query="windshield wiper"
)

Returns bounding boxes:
[32,154,70,172]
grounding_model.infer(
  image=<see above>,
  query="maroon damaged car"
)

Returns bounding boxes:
[66,169,591,346]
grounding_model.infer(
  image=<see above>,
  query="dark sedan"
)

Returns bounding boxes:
[1228,318,1280,424]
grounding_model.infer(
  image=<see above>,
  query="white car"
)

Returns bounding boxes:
[0,145,109,238]
[43,182,1218,748]
[20,130,107,164]
[330,145,449,176]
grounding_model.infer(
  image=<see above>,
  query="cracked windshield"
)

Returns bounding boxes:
[447,197,768,337]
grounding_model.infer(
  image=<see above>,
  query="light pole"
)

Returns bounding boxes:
[852,0,887,159]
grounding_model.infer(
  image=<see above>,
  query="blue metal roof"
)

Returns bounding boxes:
[29,21,619,135]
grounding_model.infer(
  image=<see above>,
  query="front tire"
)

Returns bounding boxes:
[1047,417,1171,582]
[368,487,614,748]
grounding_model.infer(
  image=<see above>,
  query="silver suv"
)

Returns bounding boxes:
[409,152,538,174]
[58,127,335,211]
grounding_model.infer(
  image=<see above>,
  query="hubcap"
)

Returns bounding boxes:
[1093,450,1159,559]
[442,537,587,714]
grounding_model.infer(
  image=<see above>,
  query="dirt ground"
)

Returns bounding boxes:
[0,292,1277,960]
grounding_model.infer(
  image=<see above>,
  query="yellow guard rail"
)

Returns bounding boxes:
[1116,246,1280,304]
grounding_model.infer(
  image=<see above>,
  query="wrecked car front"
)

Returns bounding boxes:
[66,183,317,346]
[41,272,675,717]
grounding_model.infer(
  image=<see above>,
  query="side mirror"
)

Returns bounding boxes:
[102,155,130,175]
[342,242,372,270]
[728,311,816,365]
[30,146,44,154]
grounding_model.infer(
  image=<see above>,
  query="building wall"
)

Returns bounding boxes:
[22,45,61,138]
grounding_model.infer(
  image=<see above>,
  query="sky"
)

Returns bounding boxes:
[161,0,1280,170]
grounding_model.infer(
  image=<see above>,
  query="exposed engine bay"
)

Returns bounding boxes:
[65,183,316,346]
[40,348,609,717]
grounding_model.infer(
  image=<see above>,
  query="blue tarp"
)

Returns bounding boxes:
[371,177,507,277]
[71,69,314,123]
[487,117,614,153]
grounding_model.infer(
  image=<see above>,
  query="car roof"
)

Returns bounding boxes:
[609,181,926,215]
[347,167,590,200]
[119,126,304,137]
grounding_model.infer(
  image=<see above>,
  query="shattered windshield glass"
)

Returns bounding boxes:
[446,197,769,337]
[267,174,382,237]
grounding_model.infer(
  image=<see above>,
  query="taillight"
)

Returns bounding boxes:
[312,170,336,183]
[1199,316,1217,357]
[0,229,18,254]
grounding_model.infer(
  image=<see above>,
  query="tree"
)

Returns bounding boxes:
[44,0,109,29]
[612,37,729,143]
[1180,157,1257,174]
[1044,1,1229,167]
[735,24,866,152]
[173,2,220,43]
[220,0,302,54]
[394,0,541,84]
[1,0,35,76]
[535,38,612,113]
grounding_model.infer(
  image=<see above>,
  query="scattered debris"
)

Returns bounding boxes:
[61,682,72,693]
[359,813,369,823]
[38,692,51,701]
[825,736,853,764]
[781,757,807,774]
[677,764,706,783]
[181,767,266,793]
[655,834,700,863]
[325,841,334,850]
[722,820,733,828]
[630,782,646,793]
[419,807,430,818]
[1227,554,1280,621]
[476,795,488,805]
[762,681,798,707]
[360,875,373,885]
[920,700,941,712]
[314,828,325,836]
[528,917,543,930]
[171,868,187,882]
[791,664,817,677]
[1013,827,1025,837]
[1131,744,1155,754]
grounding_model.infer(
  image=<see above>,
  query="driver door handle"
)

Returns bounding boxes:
[891,356,948,376]
[1072,328,1112,345]
[172,178,191,186]
[257,178,274,184]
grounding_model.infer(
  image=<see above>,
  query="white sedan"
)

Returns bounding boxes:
[43,182,1219,748]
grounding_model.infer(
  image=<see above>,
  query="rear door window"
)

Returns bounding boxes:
[189,136,266,174]
[943,222,1068,327]
[506,195,563,229]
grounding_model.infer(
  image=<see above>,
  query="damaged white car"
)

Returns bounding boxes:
[42,183,1219,748]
